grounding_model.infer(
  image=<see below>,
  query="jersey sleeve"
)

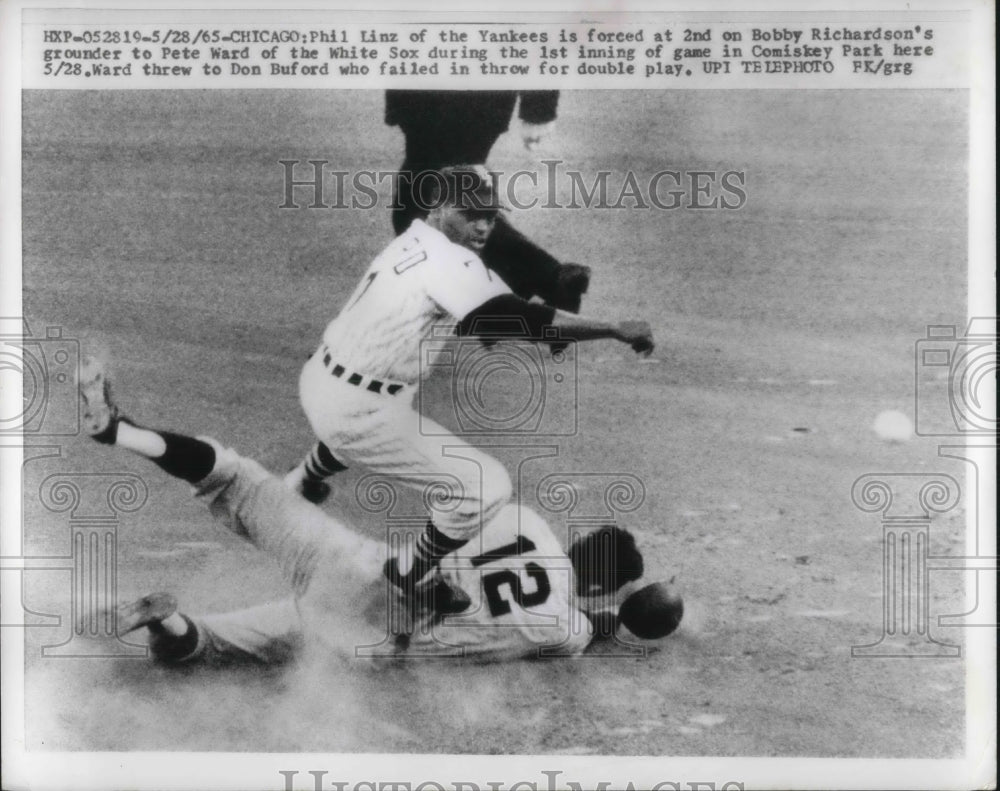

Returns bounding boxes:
[425,246,512,321]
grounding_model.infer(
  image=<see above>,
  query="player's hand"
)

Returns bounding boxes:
[617,321,655,357]
[521,120,555,152]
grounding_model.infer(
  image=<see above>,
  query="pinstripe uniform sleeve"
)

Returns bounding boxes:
[424,245,512,321]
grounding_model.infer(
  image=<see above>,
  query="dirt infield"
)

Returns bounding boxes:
[20,89,967,756]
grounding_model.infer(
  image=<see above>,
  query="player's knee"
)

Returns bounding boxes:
[479,461,512,521]
[430,461,511,538]
[190,438,271,537]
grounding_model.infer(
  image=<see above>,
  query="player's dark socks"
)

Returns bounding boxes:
[152,432,217,484]
[149,614,199,662]
[415,521,467,568]
[385,521,468,588]
[303,441,348,482]
[90,415,131,445]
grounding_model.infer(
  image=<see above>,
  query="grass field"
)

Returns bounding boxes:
[19,89,969,757]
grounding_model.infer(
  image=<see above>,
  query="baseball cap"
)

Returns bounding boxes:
[618,581,684,639]
[422,164,505,212]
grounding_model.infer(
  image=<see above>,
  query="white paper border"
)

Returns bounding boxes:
[1,1,994,789]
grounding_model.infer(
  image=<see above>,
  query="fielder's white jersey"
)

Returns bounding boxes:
[322,219,511,385]
[408,504,594,661]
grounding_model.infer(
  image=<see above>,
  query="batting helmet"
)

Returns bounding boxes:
[618,581,684,639]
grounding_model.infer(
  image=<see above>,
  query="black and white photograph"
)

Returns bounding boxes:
[1,2,995,790]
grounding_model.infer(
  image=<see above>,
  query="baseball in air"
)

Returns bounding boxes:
[872,410,914,442]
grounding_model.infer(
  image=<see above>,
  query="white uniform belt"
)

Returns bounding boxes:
[319,345,408,396]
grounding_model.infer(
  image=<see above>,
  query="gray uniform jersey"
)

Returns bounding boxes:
[408,504,594,661]
[188,445,591,664]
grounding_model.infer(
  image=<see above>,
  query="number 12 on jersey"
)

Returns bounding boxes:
[472,537,552,617]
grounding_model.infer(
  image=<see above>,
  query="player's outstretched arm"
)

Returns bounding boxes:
[549,310,655,356]
[458,293,654,356]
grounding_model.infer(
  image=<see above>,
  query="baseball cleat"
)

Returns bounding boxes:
[423,575,472,615]
[299,478,332,505]
[283,467,332,505]
[80,356,121,443]
[114,592,177,635]
[383,559,472,616]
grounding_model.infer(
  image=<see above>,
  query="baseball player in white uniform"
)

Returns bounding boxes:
[284,165,656,604]
[79,359,683,664]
